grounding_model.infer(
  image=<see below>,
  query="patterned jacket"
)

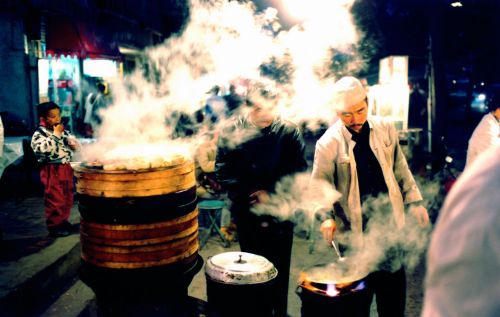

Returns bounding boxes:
[31,126,75,164]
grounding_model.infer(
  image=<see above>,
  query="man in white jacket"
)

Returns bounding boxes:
[465,95,500,168]
[311,76,429,316]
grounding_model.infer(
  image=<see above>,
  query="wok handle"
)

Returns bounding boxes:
[295,285,303,296]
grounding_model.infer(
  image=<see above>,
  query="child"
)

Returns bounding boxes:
[31,102,80,237]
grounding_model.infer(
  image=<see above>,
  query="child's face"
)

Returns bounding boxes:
[43,108,61,130]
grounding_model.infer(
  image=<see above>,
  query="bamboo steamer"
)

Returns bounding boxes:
[74,159,196,198]
[75,159,199,270]
[80,209,199,268]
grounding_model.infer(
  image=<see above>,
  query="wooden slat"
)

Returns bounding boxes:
[76,178,196,197]
[76,172,194,191]
[82,241,199,269]
[81,221,198,246]
[80,209,198,240]
[74,160,194,181]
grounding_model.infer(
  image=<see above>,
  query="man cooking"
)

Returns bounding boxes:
[215,79,308,317]
[310,76,430,316]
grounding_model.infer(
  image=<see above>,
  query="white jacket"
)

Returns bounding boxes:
[466,113,499,168]
[311,117,423,236]
[422,146,500,317]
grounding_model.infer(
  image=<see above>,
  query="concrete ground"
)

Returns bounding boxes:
[0,194,427,317]
[191,227,426,317]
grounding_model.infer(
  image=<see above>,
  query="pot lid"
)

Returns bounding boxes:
[205,252,278,285]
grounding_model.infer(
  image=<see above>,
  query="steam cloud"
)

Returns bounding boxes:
[76,0,436,277]
[252,173,436,276]
[80,0,361,162]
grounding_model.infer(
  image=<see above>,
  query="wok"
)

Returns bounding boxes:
[297,257,369,297]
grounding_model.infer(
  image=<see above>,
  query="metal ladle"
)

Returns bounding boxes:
[331,240,344,261]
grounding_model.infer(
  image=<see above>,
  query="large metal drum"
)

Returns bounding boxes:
[205,252,278,317]
[74,158,202,314]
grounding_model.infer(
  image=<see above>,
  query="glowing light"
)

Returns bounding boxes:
[326,284,340,297]
[83,59,118,78]
[279,0,354,24]
[477,93,486,101]
[451,2,463,7]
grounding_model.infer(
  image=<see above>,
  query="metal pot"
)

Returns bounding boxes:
[205,252,278,317]
[297,259,372,317]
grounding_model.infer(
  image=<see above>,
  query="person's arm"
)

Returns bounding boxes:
[215,133,244,201]
[388,122,429,226]
[31,129,62,157]
[310,137,338,243]
[281,125,308,176]
[196,144,216,173]
[64,131,80,151]
[389,122,423,203]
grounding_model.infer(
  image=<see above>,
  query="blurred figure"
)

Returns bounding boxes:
[216,79,308,317]
[204,85,227,123]
[195,130,236,241]
[31,102,79,237]
[84,82,108,137]
[195,131,220,199]
[465,93,500,168]
[408,80,428,130]
[223,83,244,116]
[422,146,500,317]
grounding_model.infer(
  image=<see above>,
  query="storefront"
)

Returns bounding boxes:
[37,14,122,136]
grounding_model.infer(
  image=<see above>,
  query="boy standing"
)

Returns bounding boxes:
[31,102,79,237]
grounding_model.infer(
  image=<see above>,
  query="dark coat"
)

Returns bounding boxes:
[215,117,308,217]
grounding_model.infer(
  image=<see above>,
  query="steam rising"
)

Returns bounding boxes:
[253,174,434,276]
[81,0,361,162]
[77,0,434,278]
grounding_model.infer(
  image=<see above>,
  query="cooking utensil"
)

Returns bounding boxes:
[331,240,343,260]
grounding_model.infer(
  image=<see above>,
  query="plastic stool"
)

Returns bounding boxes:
[198,199,230,248]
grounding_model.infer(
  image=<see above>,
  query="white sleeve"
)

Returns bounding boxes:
[466,115,500,166]
[310,138,336,186]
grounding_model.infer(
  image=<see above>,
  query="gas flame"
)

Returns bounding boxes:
[326,284,340,297]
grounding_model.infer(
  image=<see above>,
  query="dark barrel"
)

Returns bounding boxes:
[205,252,278,317]
[74,159,202,314]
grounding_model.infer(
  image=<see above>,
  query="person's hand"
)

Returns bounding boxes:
[320,218,337,244]
[53,123,64,137]
[67,136,79,150]
[409,204,430,227]
[249,190,270,206]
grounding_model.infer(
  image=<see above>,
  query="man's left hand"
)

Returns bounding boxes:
[409,204,430,227]
[249,190,270,206]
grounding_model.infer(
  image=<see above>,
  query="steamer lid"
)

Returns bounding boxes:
[205,252,278,285]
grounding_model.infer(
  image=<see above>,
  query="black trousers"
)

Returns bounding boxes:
[365,267,407,317]
[236,213,294,317]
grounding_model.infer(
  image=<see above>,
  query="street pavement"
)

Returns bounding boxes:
[0,191,427,317]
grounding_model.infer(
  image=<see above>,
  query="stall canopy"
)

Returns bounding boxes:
[45,14,121,60]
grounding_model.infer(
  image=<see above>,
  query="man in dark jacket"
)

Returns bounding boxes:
[215,80,308,317]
